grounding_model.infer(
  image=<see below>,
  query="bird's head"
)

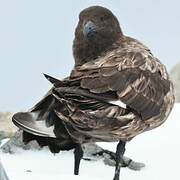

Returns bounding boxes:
[73,6,123,66]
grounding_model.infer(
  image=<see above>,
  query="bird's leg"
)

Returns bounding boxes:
[74,144,83,175]
[113,140,126,180]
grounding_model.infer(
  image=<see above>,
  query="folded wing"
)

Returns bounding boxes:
[70,47,170,120]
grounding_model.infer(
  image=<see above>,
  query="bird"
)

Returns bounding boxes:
[12,6,175,180]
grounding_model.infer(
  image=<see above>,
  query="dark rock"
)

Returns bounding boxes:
[1,131,145,170]
[83,143,145,170]
[1,130,41,154]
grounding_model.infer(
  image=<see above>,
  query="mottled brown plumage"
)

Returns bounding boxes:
[47,36,174,143]
[12,5,175,180]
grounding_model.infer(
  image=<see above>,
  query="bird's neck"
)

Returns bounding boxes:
[73,35,123,67]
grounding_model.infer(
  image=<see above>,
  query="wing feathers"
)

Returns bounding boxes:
[70,45,170,120]
[12,112,56,137]
[43,73,65,87]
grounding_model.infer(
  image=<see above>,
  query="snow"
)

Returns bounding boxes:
[1,103,180,180]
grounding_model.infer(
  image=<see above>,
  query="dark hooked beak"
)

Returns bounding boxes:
[83,21,96,38]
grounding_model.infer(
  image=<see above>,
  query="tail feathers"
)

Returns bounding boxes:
[23,131,77,152]
[23,131,61,153]
[12,110,78,152]
[12,112,56,138]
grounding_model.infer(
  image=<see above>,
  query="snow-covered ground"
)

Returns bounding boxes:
[1,104,180,180]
